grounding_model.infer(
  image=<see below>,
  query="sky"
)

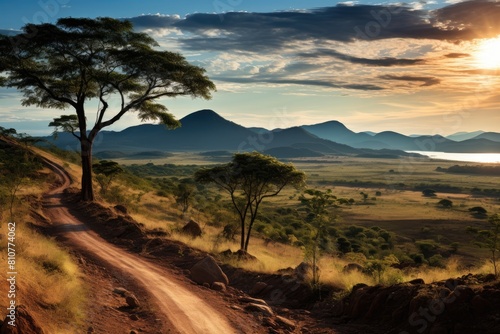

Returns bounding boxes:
[1,0,500,136]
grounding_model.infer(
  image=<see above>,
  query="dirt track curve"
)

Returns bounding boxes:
[42,159,238,334]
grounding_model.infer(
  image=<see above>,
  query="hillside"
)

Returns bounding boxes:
[302,121,500,153]
[42,109,420,159]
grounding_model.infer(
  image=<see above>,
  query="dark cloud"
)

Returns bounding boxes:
[211,76,384,90]
[461,69,500,76]
[444,53,470,58]
[434,0,500,39]
[299,49,424,67]
[159,1,500,52]
[127,14,180,30]
[173,5,432,51]
[379,74,441,87]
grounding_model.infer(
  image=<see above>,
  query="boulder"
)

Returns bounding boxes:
[238,296,269,306]
[182,220,202,238]
[244,303,274,317]
[211,282,227,291]
[275,315,296,330]
[0,305,45,334]
[125,293,140,308]
[249,281,268,296]
[114,204,128,214]
[294,262,319,282]
[190,256,229,286]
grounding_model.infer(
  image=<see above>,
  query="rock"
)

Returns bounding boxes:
[125,294,140,308]
[275,315,296,330]
[0,305,46,334]
[239,296,269,306]
[249,282,268,296]
[244,303,274,317]
[182,220,202,238]
[130,314,139,321]
[113,287,128,296]
[129,330,138,334]
[211,282,227,291]
[147,228,169,237]
[114,204,128,214]
[219,249,233,257]
[230,305,243,311]
[277,267,294,275]
[471,295,491,313]
[409,278,425,285]
[294,262,319,282]
[190,256,229,286]
[87,326,95,333]
[235,249,257,261]
[343,263,364,273]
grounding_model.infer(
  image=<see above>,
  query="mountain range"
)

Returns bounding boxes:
[41,109,500,158]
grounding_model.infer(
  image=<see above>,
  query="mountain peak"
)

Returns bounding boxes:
[181,109,223,122]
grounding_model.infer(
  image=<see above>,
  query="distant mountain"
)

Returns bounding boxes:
[471,132,500,143]
[362,131,377,136]
[41,109,500,157]
[446,131,485,142]
[301,121,500,153]
[302,122,395,149]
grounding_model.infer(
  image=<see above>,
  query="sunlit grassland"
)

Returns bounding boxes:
[0,146,86,333]
[94,153,500,289]
[0,215,86,334]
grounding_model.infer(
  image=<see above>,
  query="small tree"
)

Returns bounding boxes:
[468,214,500,277]
[299,189,336,286]
[92,160,123,195]
[195,152,306,252]
[0,144,41,222]
[174,182,196,216]
[469,206,488,218]
[438,199,453,208]
[1,18,215,201]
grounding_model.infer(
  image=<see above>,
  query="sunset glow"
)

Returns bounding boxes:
[475,37,500,69]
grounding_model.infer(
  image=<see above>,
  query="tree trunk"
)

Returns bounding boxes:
[244,217,256,252]
[80,138,94,201]
[240,219,245,250]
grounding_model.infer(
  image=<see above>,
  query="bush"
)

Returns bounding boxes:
[438,199,453,208]
[422,189,437,197]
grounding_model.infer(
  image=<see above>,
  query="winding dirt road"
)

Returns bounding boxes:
[41,159,239,334]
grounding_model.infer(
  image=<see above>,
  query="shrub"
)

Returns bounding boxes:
[438,199,453,208]
[422,189,437,197]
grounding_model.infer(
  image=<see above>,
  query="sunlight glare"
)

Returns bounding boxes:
[475,37,500,69]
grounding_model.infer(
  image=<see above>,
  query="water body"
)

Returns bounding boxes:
[409,151,500,164]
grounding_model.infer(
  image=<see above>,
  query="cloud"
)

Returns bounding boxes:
[444,52,470,58]
[211,76,384,90]
[127,14,181,29]
[379,74,442,87]
[299,49,425,66]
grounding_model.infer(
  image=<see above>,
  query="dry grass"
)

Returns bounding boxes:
[78,153,500,292]
[0,221,86,334]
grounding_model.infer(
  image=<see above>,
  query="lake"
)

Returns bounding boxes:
[409,151,500,163]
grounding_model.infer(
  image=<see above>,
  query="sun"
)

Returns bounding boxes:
[475,37,500,69]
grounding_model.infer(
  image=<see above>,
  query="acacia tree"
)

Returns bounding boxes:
[0,18,215,201]
[468,214,500,277]
[195,152,306,252]
[92,160,123,195]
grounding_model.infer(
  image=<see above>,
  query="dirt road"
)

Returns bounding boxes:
[42,159,239,334]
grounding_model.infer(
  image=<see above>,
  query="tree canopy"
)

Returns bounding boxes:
[195,152,306,252]
[0,17,216,201]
